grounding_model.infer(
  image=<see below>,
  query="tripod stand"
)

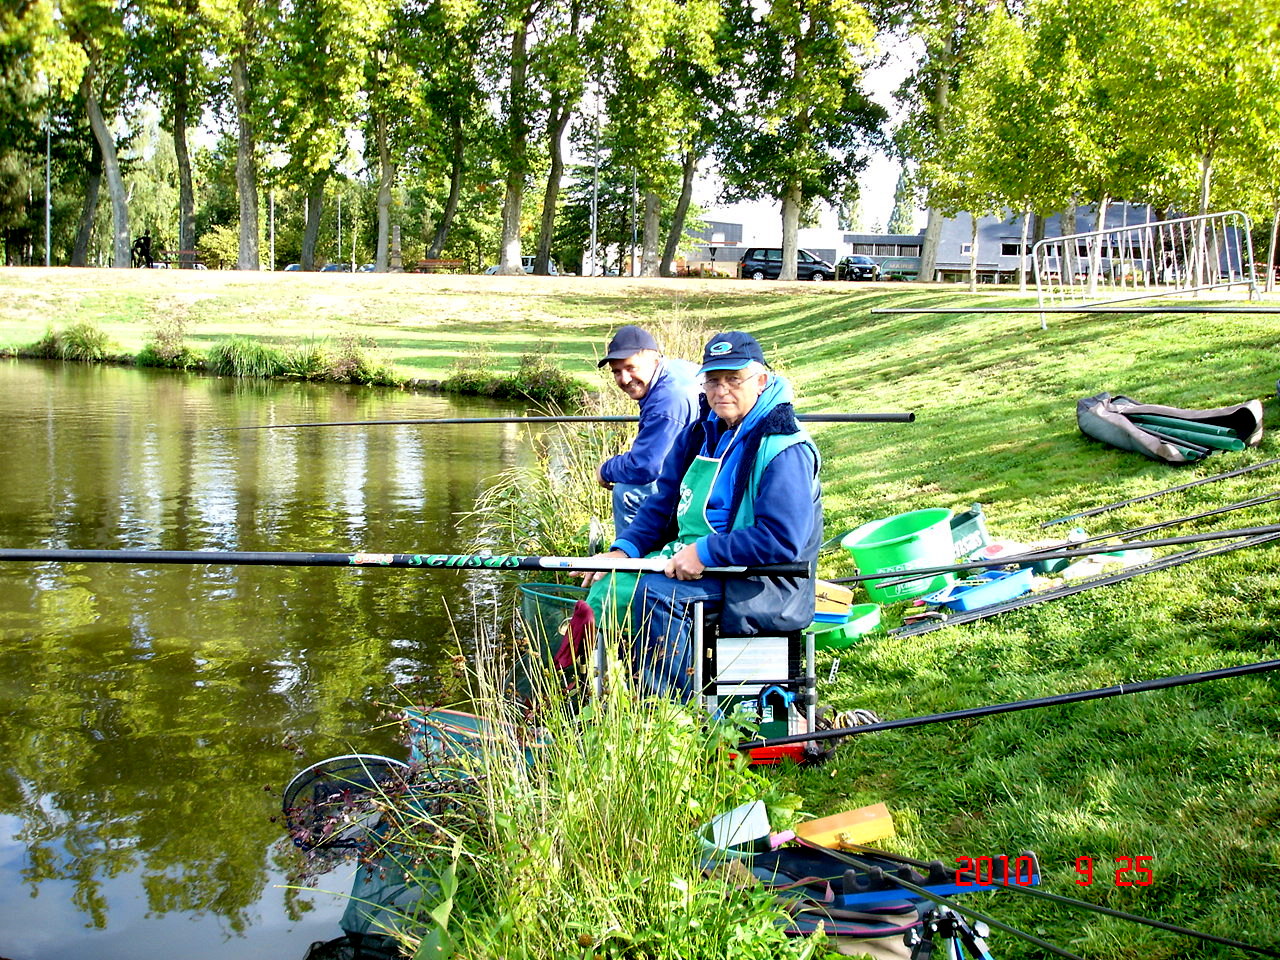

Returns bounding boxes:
[906,903,995,960]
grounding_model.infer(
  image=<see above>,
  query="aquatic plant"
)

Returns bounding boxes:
[25,322,116,362]
[206,336,288,378]
[137,315,203,370]
[441,344,586,407]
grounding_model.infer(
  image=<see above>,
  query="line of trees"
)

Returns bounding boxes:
[0,0,887,276]
[4,0,1278,280]
[897,0,1280,290]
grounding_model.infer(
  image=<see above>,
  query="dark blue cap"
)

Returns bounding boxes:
[598,325,660,367]
[699,331,768,373]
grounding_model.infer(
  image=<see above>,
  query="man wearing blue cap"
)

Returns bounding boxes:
[595,324,699,537]
[590,331,822,700]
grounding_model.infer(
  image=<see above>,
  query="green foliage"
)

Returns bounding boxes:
[441,344,585,407]
[384,657,818,960]
[205,336,287,378]
[25,321,115,361]
[137,314,202,369]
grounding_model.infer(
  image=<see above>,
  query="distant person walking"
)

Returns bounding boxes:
[595,325,700,537]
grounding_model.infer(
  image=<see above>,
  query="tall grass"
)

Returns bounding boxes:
[25,322,116,361]
[380,648,817,960]
[442,343,587,407]
[206,335,288,378]
[137,314,203,370]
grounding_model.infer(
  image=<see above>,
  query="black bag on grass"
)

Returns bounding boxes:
[1077,392,1263,465]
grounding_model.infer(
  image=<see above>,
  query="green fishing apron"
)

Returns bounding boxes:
[586,452,723,635]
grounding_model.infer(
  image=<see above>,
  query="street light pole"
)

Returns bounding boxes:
[44,105,51,267]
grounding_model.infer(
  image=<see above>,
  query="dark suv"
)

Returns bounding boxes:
[836,255,881,281]
[739,247,835,282]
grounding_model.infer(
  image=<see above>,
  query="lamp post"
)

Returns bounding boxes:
[45,110,52,267]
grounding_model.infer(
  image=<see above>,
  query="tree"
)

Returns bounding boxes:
[61,0,133,267]
[717,0,885,280]
[886,166,915,234]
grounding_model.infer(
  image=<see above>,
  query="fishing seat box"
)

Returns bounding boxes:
[694,603,817,765]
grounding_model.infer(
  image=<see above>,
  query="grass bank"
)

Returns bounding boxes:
[6,267,1279,956]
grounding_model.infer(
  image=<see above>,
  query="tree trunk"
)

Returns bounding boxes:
[231,50,259,270]
[427,113,464,259]
[375,109,393,271]
[1266,202,1279,294]
[300,168,328,270]
[1061,204,1077,285]
[1018,206,1031,292]
[497,10,532,276]
[967,213,978,293]
[779,179,802,281]
[534,93,571,275]
[1087,195,1109,295]
[660,148,697,277]
[173,77,196,265]
[639,191,660,277]
[81,67,130,268]
[918,207,942,282]
[72,139,102,267]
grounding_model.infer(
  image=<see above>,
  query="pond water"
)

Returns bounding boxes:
[0,360,543,958]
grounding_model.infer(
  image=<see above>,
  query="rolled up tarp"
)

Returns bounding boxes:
[1077,393,1263,466]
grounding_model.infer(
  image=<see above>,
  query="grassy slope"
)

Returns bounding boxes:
[3,267,1278,956]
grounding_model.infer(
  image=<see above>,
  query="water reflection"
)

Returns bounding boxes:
[0,360,536,957]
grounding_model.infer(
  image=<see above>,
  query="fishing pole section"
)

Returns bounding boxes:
[228,411,916,430]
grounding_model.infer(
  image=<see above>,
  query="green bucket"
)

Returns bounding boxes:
[841,508,956,603]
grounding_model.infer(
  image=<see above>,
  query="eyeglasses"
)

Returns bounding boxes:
[701,375,752,393]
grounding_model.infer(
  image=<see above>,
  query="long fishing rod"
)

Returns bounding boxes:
[0,548,807,578]
[230,412,916,430]
[747,658,1280,750]
[791,838,1086,960]
[891,532,1280,636]
[830,522,1280,588]
[840,843,1280,957]
[939,492,1280,576]
[1041,456,1280,527]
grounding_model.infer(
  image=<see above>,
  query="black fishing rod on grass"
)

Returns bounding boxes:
[0,548,807,578]
[830,522,1280,588]
[745,658,1280,751]
[1041,456,1280,527]
[229,412,916,430]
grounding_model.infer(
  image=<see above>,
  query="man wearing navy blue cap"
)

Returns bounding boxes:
[589,331,822,700]
[595,324,699,537]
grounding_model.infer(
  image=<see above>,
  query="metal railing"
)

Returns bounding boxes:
[1032,211,1257,326]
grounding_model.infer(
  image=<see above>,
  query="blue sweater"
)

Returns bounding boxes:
[599,358,699,486]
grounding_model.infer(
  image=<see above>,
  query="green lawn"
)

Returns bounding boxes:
[3,266,1278,957]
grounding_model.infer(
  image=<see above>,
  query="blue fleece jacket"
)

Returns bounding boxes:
[599,358,699,486]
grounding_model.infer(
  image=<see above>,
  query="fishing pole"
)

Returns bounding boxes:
[892,532,1280,636]
[230,412,916,430]
[0,548,808,578]
[831,522,1280,588]
[747,657,1280,750]
[1041,456,1280,527]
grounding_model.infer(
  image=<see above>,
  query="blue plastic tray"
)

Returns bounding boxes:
[923,567,1033,611]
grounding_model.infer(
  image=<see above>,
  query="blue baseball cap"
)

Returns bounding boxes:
[699,331,769,373]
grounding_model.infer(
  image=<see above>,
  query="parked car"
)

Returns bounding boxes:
[283,263,301,271]
[319,262,351,272]
[836,255,881,281]
[357,263,376,273]
[483,257,559,275]
[738,247,834,281]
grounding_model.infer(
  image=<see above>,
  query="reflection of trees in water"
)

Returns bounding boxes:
[0,363,535,935]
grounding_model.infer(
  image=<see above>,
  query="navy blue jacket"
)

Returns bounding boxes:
[599,358,699,486]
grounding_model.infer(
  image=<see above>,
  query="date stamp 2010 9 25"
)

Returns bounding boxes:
[953,855,1154,887]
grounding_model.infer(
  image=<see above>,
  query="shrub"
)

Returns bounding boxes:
[23,322,115,361]
[138,315,203,370]
[206,336,287,378]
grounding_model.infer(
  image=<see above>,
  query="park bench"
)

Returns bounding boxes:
[154,249,206,268]
[415,258,467,274]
